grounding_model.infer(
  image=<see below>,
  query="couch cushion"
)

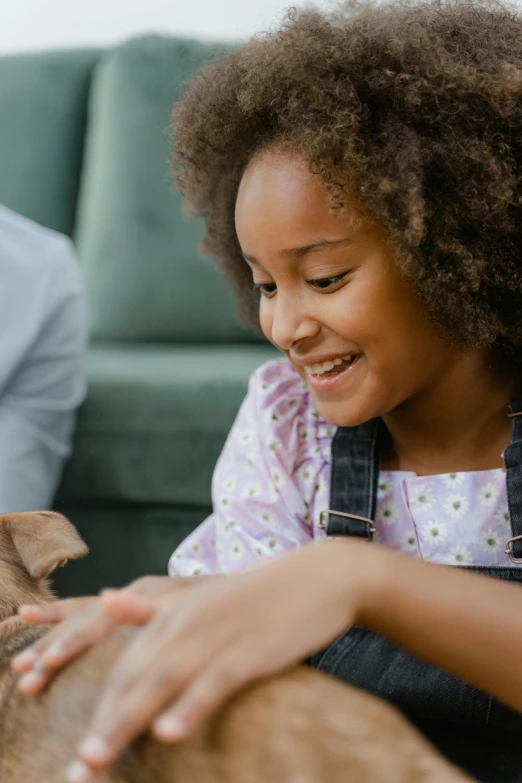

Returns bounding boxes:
[75,35,257,343]
[0,49,101,236]
[57,343,278,506]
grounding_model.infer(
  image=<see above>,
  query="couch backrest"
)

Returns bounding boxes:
[0,37,262,344]
[75,35,260,343]
[0,49,101,237]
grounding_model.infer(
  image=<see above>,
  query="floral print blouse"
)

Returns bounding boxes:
[169,359,515,577]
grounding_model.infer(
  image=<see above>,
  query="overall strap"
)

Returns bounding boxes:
[504,395,522,561]
[321,418,381,539]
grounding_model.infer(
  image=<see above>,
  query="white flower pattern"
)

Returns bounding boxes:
[441,472,465,489]
[478,483,498,507]
[495,505,511,526]
[242,483,262,499]
[223,476,235,492]
[377,479,390,499]
[376,503,398,525]
[447,545,472,565]
[421,521,448,545]
[479,528,503,555]
[229,539,245,559]
[399,532,418,553]
[217,494,232,511]
[257,508,277,525]
[444,493,469,519]
[410,485,435,510]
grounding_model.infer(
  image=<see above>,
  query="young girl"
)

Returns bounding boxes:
[13,1,522,781]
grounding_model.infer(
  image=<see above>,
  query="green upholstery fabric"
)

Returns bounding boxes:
[75,35,257,343]
[57,343,278,507]
[0,49,101,236]
[53,505,207,596]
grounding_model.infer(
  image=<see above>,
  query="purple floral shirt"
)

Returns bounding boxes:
[169,359,516,576]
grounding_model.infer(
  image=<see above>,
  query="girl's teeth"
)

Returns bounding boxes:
[307,355,354,376]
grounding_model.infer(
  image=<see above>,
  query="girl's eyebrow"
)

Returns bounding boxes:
[242,237,356,265]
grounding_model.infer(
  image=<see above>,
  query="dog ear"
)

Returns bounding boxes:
[2,511,89,580]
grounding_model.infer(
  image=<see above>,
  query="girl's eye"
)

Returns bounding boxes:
[308,273,347,290]
[253,272,349,297]
[253,282,277,297]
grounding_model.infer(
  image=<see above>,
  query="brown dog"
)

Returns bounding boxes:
[0,511,473,782]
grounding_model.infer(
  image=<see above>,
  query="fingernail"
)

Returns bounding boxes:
[78,736,112,764]
[19,672,44,692]
[153,713,185,740]
[32,658,49,675]
[66,760,93,783]
[43,642,65,662]
[12,649,38,667]
[99,588,117,597]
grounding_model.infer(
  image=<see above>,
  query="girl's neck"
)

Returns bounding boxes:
[380,354,519,476]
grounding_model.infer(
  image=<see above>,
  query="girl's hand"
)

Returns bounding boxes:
[66,539,384,783]
[13,595,115,693]
[12,575,221,693]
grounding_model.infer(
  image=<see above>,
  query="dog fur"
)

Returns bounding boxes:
[0,511,474,782]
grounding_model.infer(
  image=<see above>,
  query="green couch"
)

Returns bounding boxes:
[0,37,276,595]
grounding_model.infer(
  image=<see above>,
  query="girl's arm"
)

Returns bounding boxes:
[357,541,522,713]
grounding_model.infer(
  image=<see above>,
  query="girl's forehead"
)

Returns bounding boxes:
[235,151,365,250]
[237,150,319,205]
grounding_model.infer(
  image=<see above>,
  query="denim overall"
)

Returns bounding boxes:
[309,398,522,783]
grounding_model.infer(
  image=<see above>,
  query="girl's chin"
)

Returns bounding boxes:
[309,394,379,429]
[302,363,378,426]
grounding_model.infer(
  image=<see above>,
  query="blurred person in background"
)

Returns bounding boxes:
[0,204,86,512]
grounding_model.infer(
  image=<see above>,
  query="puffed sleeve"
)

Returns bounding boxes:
[169,358,332,576]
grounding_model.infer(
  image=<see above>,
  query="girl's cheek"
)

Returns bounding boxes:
[259,305,274,344]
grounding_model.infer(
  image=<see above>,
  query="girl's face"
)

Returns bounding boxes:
[235,150,469,427]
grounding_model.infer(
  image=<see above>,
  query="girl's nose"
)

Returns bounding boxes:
[270,295,320,351]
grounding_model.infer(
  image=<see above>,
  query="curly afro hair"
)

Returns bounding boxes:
[172,0,522,359]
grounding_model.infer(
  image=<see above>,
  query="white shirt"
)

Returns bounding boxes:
[0,205,87,512]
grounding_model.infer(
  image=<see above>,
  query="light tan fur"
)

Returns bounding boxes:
[0,512,473,782]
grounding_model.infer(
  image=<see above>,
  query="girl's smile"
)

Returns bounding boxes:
[293,353,361,393]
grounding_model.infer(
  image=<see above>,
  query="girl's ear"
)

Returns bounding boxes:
[1,511,88,580]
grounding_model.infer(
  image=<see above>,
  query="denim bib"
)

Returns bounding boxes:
[309,397,522,783]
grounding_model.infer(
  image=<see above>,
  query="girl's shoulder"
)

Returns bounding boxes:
[246,358,335,465]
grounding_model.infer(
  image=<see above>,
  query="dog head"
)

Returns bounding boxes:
[0,511,88,620]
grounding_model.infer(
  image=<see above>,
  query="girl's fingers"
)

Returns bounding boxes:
[18,596,102,630]
[14,603,115,690]
[12,624,72,673]
[11,646,41,673]
[124,575,175,597]
[72,650,193,778]
[14,591,164,693]
[80,679,177,767]
[17,660,49,693]
[152,659,248,742]
[41,616,116,667]
[17,618,113,693]
[101,592,159,625]
[19,601,74,625]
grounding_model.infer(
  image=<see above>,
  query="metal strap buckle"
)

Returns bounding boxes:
[319,509,376,540]
[505,535,522,563]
